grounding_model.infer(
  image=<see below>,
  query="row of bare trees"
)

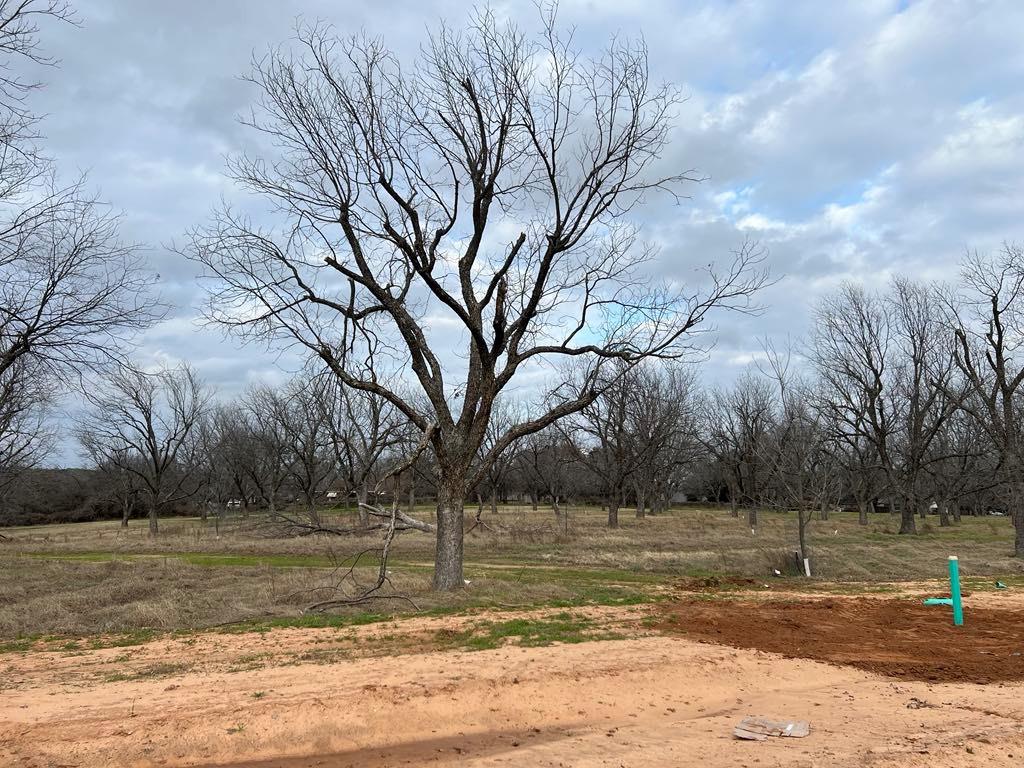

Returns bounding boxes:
[696,251,1024,559]
[74,366,422,536]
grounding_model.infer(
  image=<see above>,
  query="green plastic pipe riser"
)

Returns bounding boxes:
[949,555,964,627]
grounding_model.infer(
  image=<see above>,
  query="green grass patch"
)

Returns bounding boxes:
[437,612,623,651]
[103,661,192,683]
[0,637,36,653]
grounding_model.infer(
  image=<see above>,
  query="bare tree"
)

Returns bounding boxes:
[469,398,520,520]
[699,372,774,527]
[77,364,211,535]
[809,280,961,534]
[0,356,52,497]
[512,425,576,516]
[321,374,405,526]
[566,364,649,528]
[628,364,698,517]
[240,385,293,516]
[187,10,767,588]
[0,3,159,389]
[924,406,988,527]
[89,449,142,528]
[0,0,74,199]
[756,345,833,566]
[279,377,336,525]
[951,244,1024,555]
[200,403,259,517]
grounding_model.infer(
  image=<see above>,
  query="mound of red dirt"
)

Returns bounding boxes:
[658,596,1024,683]
[675,575,761,591]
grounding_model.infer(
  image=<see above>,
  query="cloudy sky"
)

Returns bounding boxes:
[24,0,1024,462]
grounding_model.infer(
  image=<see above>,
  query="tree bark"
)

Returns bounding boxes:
[607,498,619,529]
[898,496,917,534]
[489,487,498,516]
[635,488,646,519]
[939,500,951,527]
[357,484,369,527]
[857,499,868,526]
[748,505,757,528]
[798,509,810,563]
[433,484,465,591]
[148,506,159,536]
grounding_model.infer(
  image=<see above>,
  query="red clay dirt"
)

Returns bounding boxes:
[659,595,1024,683]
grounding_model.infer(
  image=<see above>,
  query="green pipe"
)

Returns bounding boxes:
[949,556,964,626]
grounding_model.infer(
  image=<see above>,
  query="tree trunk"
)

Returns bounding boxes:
[898,496,917,534]
[635,488,646,519]
[857,499,868,526]
[530,491,538,512]
[120,498,130,528]
[607,497,619,529]
[407,485,416,513]
[798,509,809,563]
[148,505,159,536]
[552,495,560,518]
[748,505,757,528]
[952,504,961,523]
[489,487,497,516]
[818,495,829,521]
[357,484,369,527]
[939,500,951,527]
[433,484,465,591]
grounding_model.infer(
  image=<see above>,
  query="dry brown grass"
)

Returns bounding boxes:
[2,505,1022,640]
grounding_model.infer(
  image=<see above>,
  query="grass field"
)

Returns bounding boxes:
[2,504,1022,641]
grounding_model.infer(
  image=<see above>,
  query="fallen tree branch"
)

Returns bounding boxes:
[359,502,434,533]
[303,424,436,612]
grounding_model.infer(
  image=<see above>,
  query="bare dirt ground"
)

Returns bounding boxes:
[3,590,1024,768]
[659,587,1024,683]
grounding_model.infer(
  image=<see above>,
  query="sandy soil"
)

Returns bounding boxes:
[3,597,1024,767]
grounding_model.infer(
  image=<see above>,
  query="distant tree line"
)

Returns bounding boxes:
[7,249,1024,569]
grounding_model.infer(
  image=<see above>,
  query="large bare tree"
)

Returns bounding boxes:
[188,10,766,588]
[0,2,159,389]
